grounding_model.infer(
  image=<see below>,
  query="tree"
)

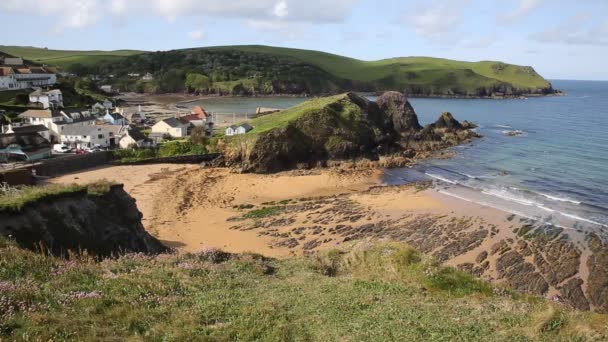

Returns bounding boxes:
[190,126,208,145]
[185,73,211,93]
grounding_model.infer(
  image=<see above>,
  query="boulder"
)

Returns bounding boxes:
[376,91,423,133]
[433,112,462,130]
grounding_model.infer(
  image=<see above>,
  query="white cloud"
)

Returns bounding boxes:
[273,1,288,18]
[530,14,608,46]
[0,0,101,30]
[404,1,470,42]
[0,0,357,36]
[499,0,543,24]
[188,29,207,41]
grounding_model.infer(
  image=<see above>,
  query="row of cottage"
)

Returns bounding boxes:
[0,58,57,91]
[0,101,217,161]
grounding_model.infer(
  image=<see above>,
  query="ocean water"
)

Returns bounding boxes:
[188,81,607,231]
[384,80,608,232]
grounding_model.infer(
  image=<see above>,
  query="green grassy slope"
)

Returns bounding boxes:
[0,46,144,67]
[0,45,553,96]
[207,45,551,91]
[1,239,605,340]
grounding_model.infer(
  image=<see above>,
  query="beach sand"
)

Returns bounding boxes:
[50,164,598,311]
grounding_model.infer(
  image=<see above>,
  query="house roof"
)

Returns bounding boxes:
[61,125,106,137]
[9,125,49,134]
[160,117,190,128]
[0,132,50,151]
[191,106,210,118]
[107,113,125,121]
[19,109,61,119]
[180,113,205,122]
[127,128,147,141]
[228,123,253,131]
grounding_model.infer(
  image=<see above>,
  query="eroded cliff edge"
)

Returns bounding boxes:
[0,184,168,256]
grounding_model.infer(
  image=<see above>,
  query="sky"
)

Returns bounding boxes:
[1,0,607,80]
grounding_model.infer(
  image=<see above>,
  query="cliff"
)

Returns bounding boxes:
[221,92,479,173]
[0,184,168,256]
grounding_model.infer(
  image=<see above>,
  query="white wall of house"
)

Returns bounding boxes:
[151,121,188,138]
[61,128,111,148]
[225,126,248,136]
[0,75,15,91]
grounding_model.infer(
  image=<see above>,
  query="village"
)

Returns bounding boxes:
[0,57,256,165]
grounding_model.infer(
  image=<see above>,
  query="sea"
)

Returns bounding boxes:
[188,80,608,232]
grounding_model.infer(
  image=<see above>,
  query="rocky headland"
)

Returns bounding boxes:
[220,91,480,173]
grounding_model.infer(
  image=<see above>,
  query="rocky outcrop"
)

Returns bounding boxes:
[376,91,422,132]
[0,185,168,257]
[231,92,479,173]
[433,112,462,130]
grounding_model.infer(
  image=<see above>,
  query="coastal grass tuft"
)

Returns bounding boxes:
[0,181,117,211]
[0,240,606,340]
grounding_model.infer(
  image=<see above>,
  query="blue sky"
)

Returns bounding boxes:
[1,0,607,80]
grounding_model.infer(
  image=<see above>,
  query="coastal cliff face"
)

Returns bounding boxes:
[0,185,168,256]
[225,92,479,173]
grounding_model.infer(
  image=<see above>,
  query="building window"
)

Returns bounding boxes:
[98,134,104,139]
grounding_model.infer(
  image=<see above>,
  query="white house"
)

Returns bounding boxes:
[60,125,113,149]
[0,65,57,91]
[104,111,127,126]
[151,117,190,139]
[19,109,100,142]
[19,109,65,142]
[119,128,153,149]
[142,72,154,81]
[225,123,253,136]
[29,89,63,109]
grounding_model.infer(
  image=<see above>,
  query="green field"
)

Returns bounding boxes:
[1,238,605,340]
[0,46,144,68]
[206,45,550,90]
[0,45,554,96]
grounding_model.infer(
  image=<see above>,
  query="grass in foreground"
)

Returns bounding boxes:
[0,241,606,341]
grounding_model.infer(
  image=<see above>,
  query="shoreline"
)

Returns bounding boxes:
[119,91,566,108]
[49,163,605,311]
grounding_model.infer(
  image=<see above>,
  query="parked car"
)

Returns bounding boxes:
[75,149,86,155]
[53,144,71,153]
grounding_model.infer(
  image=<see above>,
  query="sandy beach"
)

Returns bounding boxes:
[50,163,601,311]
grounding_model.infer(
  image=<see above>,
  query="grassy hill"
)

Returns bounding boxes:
[207,45,550,91]
[1,238,605,340]
[103,45,556,96]
[0,45,555,97]
[0,45,144,68]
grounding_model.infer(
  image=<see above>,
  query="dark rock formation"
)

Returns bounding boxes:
[376,91,422,132]
[586,235,608,313]
[233,92,479,173]
[433,112,462,130]
[0,185,168,257]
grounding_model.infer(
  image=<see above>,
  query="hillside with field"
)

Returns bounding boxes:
[0,45,557,97]
[0,46,144,69]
